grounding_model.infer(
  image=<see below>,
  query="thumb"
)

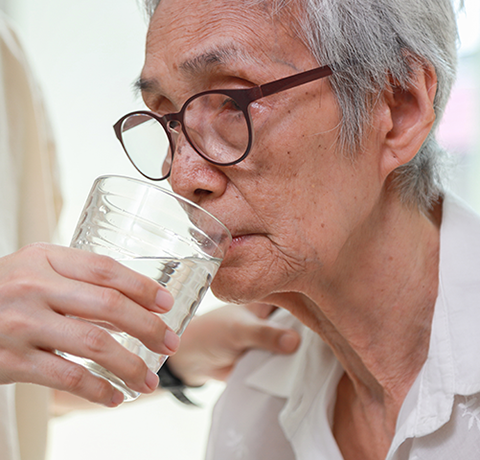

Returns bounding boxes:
[244,320,301,355]
[244,302,278,319]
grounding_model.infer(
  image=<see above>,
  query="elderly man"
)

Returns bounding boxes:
[113,0,480,458]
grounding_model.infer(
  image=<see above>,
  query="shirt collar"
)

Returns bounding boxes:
[391,194,480,454]
[245,309,343,445]
[243,194,480,456]
[436,194,480,392]
[244,309,310,399]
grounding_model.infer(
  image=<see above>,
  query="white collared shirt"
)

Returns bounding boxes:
[206,194,480,460]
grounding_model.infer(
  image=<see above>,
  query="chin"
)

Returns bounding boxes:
[211,234,295,303]
[209,264,278,305]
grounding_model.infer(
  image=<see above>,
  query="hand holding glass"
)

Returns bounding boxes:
[57,175,231,401]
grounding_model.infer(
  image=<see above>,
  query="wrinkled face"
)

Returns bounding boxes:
[142,0,386,304]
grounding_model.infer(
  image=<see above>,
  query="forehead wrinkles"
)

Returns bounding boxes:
[148,1,263,48]
[146,0,301,71]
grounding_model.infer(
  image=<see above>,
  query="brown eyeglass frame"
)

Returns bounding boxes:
[114,64,333,181]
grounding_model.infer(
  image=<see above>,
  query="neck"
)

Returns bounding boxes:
[265,193,441,421]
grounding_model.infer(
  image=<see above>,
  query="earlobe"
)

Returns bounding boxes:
[379,60,438,179]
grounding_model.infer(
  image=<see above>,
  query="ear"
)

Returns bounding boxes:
[379,59,437,179]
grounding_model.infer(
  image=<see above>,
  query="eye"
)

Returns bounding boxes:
[221,97,242,111]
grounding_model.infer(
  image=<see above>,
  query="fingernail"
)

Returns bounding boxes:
[145,369,159,391]
[110,390,124,407]
[164,329,180,352]
[278,331,300,353]
[155,289,174,311]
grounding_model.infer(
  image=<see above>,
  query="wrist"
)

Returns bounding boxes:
[156,359,202,405]
[166,354,209,388]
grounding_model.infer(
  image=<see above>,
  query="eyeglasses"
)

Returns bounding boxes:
[114,64,333,181]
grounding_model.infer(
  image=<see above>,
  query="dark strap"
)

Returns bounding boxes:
[157,359,199,406]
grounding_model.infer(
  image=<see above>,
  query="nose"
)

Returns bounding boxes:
[168,135,228,205]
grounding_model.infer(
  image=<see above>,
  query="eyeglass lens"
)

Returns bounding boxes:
[120,113,171,180]
[119,93,250,179]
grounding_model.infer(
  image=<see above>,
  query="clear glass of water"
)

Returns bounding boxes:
[58,175,231,402]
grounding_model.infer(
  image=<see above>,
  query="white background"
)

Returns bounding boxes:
[2,0,480,459]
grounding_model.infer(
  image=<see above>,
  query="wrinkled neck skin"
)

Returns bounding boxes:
[263,191,441,457]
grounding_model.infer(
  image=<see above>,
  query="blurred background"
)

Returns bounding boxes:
[0,0,479,459]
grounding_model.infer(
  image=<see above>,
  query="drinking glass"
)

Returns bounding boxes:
[57,175,231,401]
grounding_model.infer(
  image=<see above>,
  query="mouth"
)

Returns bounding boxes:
[217,234,256,266]
[229,233,262,250]
[219,219,267,256]
[218,232,271,272]
[230,234,248,247]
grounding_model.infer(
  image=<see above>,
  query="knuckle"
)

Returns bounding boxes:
[143,313,163,340]
[0,350,26,383]
[0,268,46,299]
[3,275,44,298]
[15,243,51,269]
[89,255,117,282]
[62,365,87,392]
[19,242,50,257]
[142,319,166,353]
[83,326,110,354]
[88,378,114,403]
[0,248,53,300]
[99,288,123,314]
[127,274,152,299]
[124,355,146,384]
[0,307,35,337]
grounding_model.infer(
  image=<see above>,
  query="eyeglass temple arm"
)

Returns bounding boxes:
[258,64,333,98]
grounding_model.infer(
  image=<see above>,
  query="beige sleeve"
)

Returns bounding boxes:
[0,13,62,247]
[0,11,63,460]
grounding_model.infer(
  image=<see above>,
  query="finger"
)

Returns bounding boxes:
[33,312,166,394]
[44,244,174,312]
[241,321,301,354]
[15,349,126,407]
[47,276,179,355]
[244,303,277,319]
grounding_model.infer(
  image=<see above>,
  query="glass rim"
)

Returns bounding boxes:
[93,174,232,243]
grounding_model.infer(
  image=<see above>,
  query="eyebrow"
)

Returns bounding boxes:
[134,45,241,96]
[179,45,239,75]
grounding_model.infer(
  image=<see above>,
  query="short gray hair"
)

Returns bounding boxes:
[144,0,461,211]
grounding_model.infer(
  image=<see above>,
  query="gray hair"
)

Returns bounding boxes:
[143,0,461,211]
